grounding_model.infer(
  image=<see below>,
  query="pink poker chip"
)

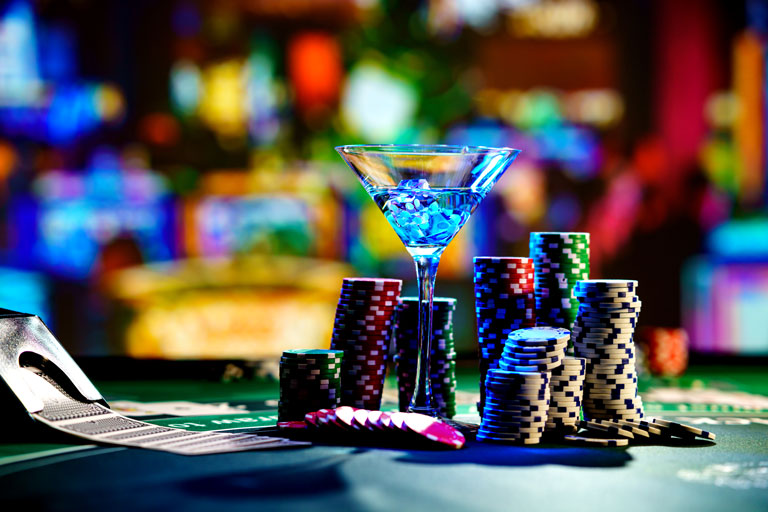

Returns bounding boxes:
[365,410,385,431]
[402,413,465,449]
[353,408,374,431]
[388,412,410,431]
[334,406,360,430]
[380,411,395,430]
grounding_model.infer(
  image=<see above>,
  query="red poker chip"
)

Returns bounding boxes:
[337,322,394,332]
[337,348,390,358]
[333,327,393,337]
[336,298,398,309]
[304,411,320,427]
[337,301,398,310]
[341,279,402,291]
[278,420,309,430]
[334,313,396,323]
[334,314,393,324]
[340,286,400,295]
[314,408,332,429]
[473,272,534,280]
[475,284,535,291]
[339,286,400,294]
[337,293,401,304]
[343,370,387,379]
[342,277,402,284]
[340,285,402,294]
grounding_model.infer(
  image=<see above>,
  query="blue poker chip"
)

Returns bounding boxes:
[484,398,550,408]
[500,352,562,364]
[482,402,549,412]
[507,326,571,343]
[486,393,550,403]
[485,378,550,389]
[479,423,546,432]
[485,383,550,393]
[485,381,550,391]
[481,421,548,431]
[482,409,548,419]
[486,368,549,380]
[499,361,561,372]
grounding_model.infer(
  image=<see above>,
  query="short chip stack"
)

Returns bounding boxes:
[330,277,402,410]
[529,232,590,330]
[572,279,644,421]
[473,257,535,412]
[498,326,570,374]
[546,356,586,433]
[394,297,457,418]
[278,349,344,421]
[478,369,550,445]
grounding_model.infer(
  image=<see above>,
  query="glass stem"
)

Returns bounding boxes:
[408,253,441,416]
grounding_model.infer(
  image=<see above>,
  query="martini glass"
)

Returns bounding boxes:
[336,144,520,416]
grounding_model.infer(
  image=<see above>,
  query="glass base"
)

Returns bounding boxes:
[407,404,440,417]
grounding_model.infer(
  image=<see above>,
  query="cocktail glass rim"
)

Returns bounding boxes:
[336,144,519,157]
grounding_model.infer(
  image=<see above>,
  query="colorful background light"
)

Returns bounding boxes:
[0,0,765,358]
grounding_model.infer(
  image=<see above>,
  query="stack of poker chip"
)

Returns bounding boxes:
[529,232,590,329]
[394,297,457,418]
[572,279,644,421]
[330,277,402,410]
[546,356,586,433]
[278,349,343,421]
[473,257,535,412]
[478,369,550,444]
[637,327,689,377]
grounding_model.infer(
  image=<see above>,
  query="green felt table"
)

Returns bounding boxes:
[1,363,766,511]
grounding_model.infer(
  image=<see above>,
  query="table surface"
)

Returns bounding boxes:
[1,363,767,512]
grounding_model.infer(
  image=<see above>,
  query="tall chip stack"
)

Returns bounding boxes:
[330,277,402,410]
[278,349,344,421]
[473,256,535,413]
[572,279,645,421]
[394,297,457,418]
[529,232,590,330]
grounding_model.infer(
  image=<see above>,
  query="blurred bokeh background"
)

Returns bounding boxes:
[0,0,766,360]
